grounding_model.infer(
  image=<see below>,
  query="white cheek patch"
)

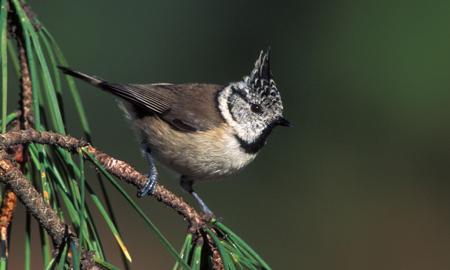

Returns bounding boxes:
[217,85,261,143]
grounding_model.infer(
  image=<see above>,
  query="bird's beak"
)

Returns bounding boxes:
[277,117,292,127]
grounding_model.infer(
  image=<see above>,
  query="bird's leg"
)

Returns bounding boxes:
[180,176,213,217]
[137,148,158,198]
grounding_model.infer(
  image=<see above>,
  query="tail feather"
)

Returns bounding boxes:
[58,66,171,115]
[58,66,104,86]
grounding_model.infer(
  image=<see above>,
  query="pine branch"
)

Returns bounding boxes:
[0,129,206,231]
[0,129,216,268]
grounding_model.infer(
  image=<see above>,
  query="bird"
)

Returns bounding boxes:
[58,49,290,216]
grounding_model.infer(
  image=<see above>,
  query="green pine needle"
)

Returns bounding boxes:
[41,28,92,136]
[173,233,193,270]
[24,213,31,270]
[0,0,8,134]
[190,243,202,270]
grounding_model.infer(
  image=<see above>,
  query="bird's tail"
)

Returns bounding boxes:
[58,66,104,86]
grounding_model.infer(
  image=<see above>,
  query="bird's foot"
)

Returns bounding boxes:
[191,191,214,220]
[181,176,215,220]
[137,172,158,198]
[137,149,158,198]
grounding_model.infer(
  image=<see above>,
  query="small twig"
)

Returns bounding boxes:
[0,188,15,257]
[0,129,205,231]
[0,15,34,256]
[17,36,33,129]
[19,1,41,31]
[0,129,87,151]
[206,232,224,270]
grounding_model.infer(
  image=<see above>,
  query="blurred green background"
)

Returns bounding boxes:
[8,0,450,269]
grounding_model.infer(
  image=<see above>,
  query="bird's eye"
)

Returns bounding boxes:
[250,104,263,114]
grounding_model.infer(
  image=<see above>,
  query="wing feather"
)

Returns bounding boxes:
[124,83,225,132]
[58,66,225,132]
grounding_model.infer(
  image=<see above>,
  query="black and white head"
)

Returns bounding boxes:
[218,49,290,153]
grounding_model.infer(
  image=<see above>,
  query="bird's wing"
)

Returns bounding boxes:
[103,82,175,115]
[115,83,226,132]
[57,66,225,132]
